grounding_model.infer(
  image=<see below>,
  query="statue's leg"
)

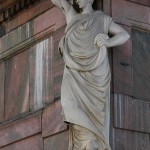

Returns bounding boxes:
[69,124,99,150]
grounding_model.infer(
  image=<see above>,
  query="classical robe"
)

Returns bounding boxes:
[59,11,112,150]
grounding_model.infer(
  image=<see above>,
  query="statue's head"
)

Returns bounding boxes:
[76,0,94,9]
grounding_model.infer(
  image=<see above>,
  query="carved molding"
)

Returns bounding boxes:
[0,0,40,22]
[0,0,19,10]
[126,0,150,7]
[0,24,55,62]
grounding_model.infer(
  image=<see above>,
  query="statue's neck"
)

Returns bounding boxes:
[82,3,94,14]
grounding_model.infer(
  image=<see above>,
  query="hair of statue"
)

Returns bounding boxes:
[72,0,99,13]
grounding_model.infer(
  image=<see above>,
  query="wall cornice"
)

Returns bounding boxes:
[0,0,19,12]
[0,0,40,23]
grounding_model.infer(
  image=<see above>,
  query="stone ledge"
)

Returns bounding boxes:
[0,111,42,147]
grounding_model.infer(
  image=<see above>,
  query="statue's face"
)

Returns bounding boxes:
[76,0,91,9]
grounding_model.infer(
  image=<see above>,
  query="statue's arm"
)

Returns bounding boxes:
[94,21,130,48]
[51,0,71,13]
[106,21,130,47]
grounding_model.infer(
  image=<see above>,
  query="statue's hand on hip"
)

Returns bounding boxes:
[94,33,109,48]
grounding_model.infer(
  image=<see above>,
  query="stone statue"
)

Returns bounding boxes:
[51,0,130,149]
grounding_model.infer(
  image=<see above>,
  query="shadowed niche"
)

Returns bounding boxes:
[0,24,5,37]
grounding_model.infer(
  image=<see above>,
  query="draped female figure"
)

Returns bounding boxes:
[51,0,130,149]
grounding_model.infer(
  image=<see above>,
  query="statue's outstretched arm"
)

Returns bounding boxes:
[94,21,130,48]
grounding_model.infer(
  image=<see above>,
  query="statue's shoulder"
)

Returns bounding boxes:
[92,10,109,19]
[94,11,112,25]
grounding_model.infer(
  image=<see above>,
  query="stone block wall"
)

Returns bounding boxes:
[0,0,68,149]
[111,0,150,149]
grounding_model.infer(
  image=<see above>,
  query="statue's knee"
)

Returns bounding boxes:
[86,140,98,150]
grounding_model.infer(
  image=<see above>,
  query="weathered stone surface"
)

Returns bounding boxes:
[132,28,150,101]
[44,130,69,150]
[30,37,54,110]
[54,27,65,99]
[0,63,4,123]
[114,93,150,133]
[103,0,111,15]
[4,50,29,120]
[126,0,150,7]
[0,21,33,53]
[33,7,66,35]
[0,134,43,150]
[112,0,150,26]
[3,0,53,33]
[113,25,132,95]
[0,25,5,37]
[0,112,41,147]
[112,128,150,150]
[42,100,67,138]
